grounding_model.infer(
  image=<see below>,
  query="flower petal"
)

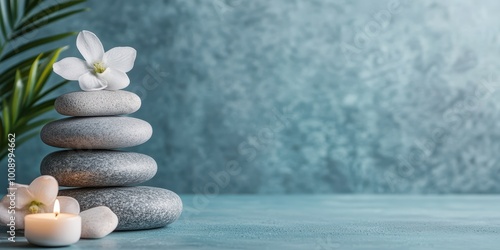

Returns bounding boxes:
[11,209,26,229]
[79,72,107,91]
[28,175,58,206]
[16,187,34,209]
[103,47,137,72]
[48,196,80,214]
[0,195,26,229]
[99,68,130,90]
[15,210,26,229]
[53,57,90,80]
[77,30,104,64]
[9,183,28,189]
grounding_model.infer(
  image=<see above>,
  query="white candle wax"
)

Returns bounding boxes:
[24,200,81,247]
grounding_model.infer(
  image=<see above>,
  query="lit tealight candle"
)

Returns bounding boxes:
[25,199,81,247]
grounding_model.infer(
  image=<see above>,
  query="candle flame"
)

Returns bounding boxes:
[54,199,60,217]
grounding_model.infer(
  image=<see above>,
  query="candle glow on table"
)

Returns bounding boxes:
[24,199,81,246]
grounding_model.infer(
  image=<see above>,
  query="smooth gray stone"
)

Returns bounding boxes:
[59,186,182,231]
[41,117,152,149]
[55,90,141,116]
[40,150,157,187]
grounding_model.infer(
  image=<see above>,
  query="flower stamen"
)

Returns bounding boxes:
[28,200,44,214]
[93,62,106,74]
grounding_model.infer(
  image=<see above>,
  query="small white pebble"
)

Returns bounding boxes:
[80,206,118,239]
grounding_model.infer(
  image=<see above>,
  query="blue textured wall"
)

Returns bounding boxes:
[5,0,500,193]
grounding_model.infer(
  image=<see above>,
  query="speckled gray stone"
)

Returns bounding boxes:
[40,150,157,187]
[55,90,141,116]
[59,186,182,230]
[41,117,152,149]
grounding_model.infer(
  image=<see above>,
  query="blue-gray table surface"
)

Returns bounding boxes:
[1,195,499,250]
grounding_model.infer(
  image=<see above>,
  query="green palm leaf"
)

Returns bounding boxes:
[15,0,86,36]
[0,47,61,88]
[0,49,68,160]
[0,32,75,62]
[0,0,88,161]
[10,8,88,41]
[24,0,42,15]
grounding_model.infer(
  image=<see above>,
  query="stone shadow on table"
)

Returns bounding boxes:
[0,242,40,249]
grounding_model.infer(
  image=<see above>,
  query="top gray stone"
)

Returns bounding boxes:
[55,90,141,116]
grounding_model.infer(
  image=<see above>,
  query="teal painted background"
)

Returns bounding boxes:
[3,0,500,194]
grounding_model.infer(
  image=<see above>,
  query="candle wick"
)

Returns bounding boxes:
[55,212,59,218]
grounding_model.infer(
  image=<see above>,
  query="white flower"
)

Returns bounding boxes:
[0,175,80,229]
[53,30,137,91]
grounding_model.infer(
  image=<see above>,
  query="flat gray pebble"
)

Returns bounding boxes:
[55,90,141,116]
[41,150,157,187]
[41,117,152,149]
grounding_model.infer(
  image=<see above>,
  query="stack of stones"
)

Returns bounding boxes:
[40,90,182,230]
